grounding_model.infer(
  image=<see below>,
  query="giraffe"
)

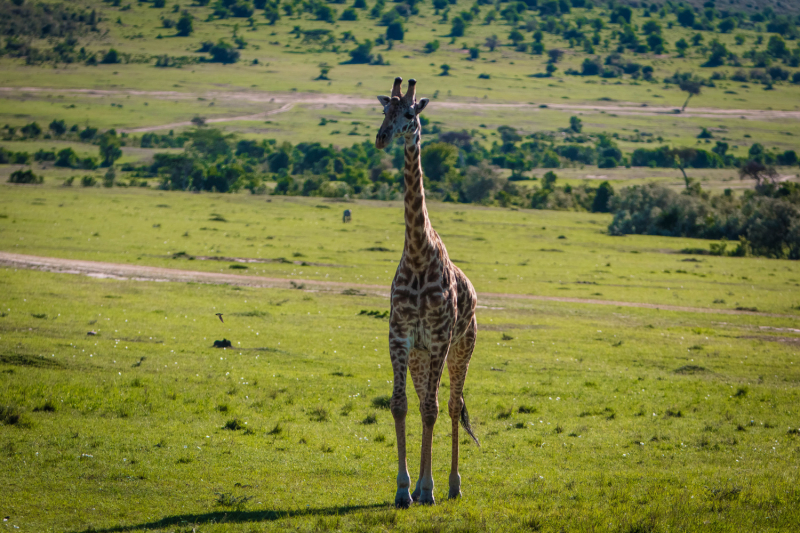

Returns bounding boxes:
[375,77,480,508]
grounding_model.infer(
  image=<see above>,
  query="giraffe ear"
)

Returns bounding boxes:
[377,95,391,106]
[415,98,429,115]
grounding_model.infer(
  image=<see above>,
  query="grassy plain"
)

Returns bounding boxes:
[1,184,800,532]
[2,185,800,315]
[2,2,800,531]
[0,187,800,531]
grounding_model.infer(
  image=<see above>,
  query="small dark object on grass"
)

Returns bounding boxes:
[33,399,57,413]
[216,313,224,323]
[675,365,707,374]
[490,367,506,372]
[87,331,97,336]
[359,309,389,319]
[214,339,232,348]
[223,418,245,430]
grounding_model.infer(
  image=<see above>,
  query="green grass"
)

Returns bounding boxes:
[2,185,800,315]
[1,216,799,531]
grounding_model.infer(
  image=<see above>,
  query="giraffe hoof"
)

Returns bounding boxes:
[418,493,436,506]
[414,490,436,505]
[395,490,412,509]
[448,488,462,500]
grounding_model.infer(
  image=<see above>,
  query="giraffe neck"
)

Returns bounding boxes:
[403,130,434,263]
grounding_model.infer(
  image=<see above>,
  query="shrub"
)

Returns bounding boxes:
[21,122,42,137]
[101,48,120,64]
[386,20,404,41]
[176,11,193,36]
[340,8,357,21]
[49,119,67,135]
[348,40,373,64]
[8,169,43,184]
[209,40,240,63]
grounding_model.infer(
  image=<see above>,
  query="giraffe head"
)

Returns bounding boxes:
[375,77,429,150]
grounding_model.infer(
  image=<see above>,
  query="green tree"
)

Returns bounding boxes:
[679,79,702,112]
[675,38,688,56]
[209,40,240,63]
[591,181,614,212]
[421,142,458,182]
[98,132,122,167]
[647,33,666,54]
[569,116,582,133]
[348,40,373,63]
[386,21,404,41]
[718,17,736,33]
[642,20,661,35]
[49,119,67,136]
[542,171,557,190]
[677,8,694,28]
[451,16,466,37]
[767,35,788,58]
[704,39,728,67]
[101,49,120,64]
[176,11,194,36]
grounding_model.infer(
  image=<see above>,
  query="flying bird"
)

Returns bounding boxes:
[216,313,224,323]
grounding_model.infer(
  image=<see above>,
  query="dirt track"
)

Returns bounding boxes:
[1,252,793,318]
[3,87,799,127]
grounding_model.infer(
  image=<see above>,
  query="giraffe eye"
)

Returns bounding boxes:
[405,112,414,119]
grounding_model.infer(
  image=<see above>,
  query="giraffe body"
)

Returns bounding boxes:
[376,77,479,508]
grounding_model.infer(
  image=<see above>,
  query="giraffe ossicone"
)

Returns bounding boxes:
[375,77,480,508]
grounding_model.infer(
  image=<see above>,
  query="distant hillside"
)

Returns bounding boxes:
[618,0,800,17]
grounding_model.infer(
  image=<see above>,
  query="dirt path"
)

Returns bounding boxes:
[3,87,799,124]
[1,252,793,319]
[121,103,294,134]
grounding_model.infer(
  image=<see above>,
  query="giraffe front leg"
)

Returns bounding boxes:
[407,348,429,503]
[389,336,412,509]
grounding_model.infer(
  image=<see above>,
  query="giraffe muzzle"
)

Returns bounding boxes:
[376,130,391,150]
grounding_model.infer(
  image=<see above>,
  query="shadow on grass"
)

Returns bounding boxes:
[71,503,390,533]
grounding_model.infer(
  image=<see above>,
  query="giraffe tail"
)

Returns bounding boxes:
[460,396,480,447]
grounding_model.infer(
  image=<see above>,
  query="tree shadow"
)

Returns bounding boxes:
[71,502,390,533]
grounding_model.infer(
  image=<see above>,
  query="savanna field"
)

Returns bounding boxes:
[2,0,800,531]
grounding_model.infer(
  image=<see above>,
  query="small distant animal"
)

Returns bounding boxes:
[213,339,232,348]
[343,209,352,223]
[216,313,224,323]
[87,331,97,336]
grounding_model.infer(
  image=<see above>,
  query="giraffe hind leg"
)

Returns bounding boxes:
[389,337,413,509]
[447,318,477,499]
